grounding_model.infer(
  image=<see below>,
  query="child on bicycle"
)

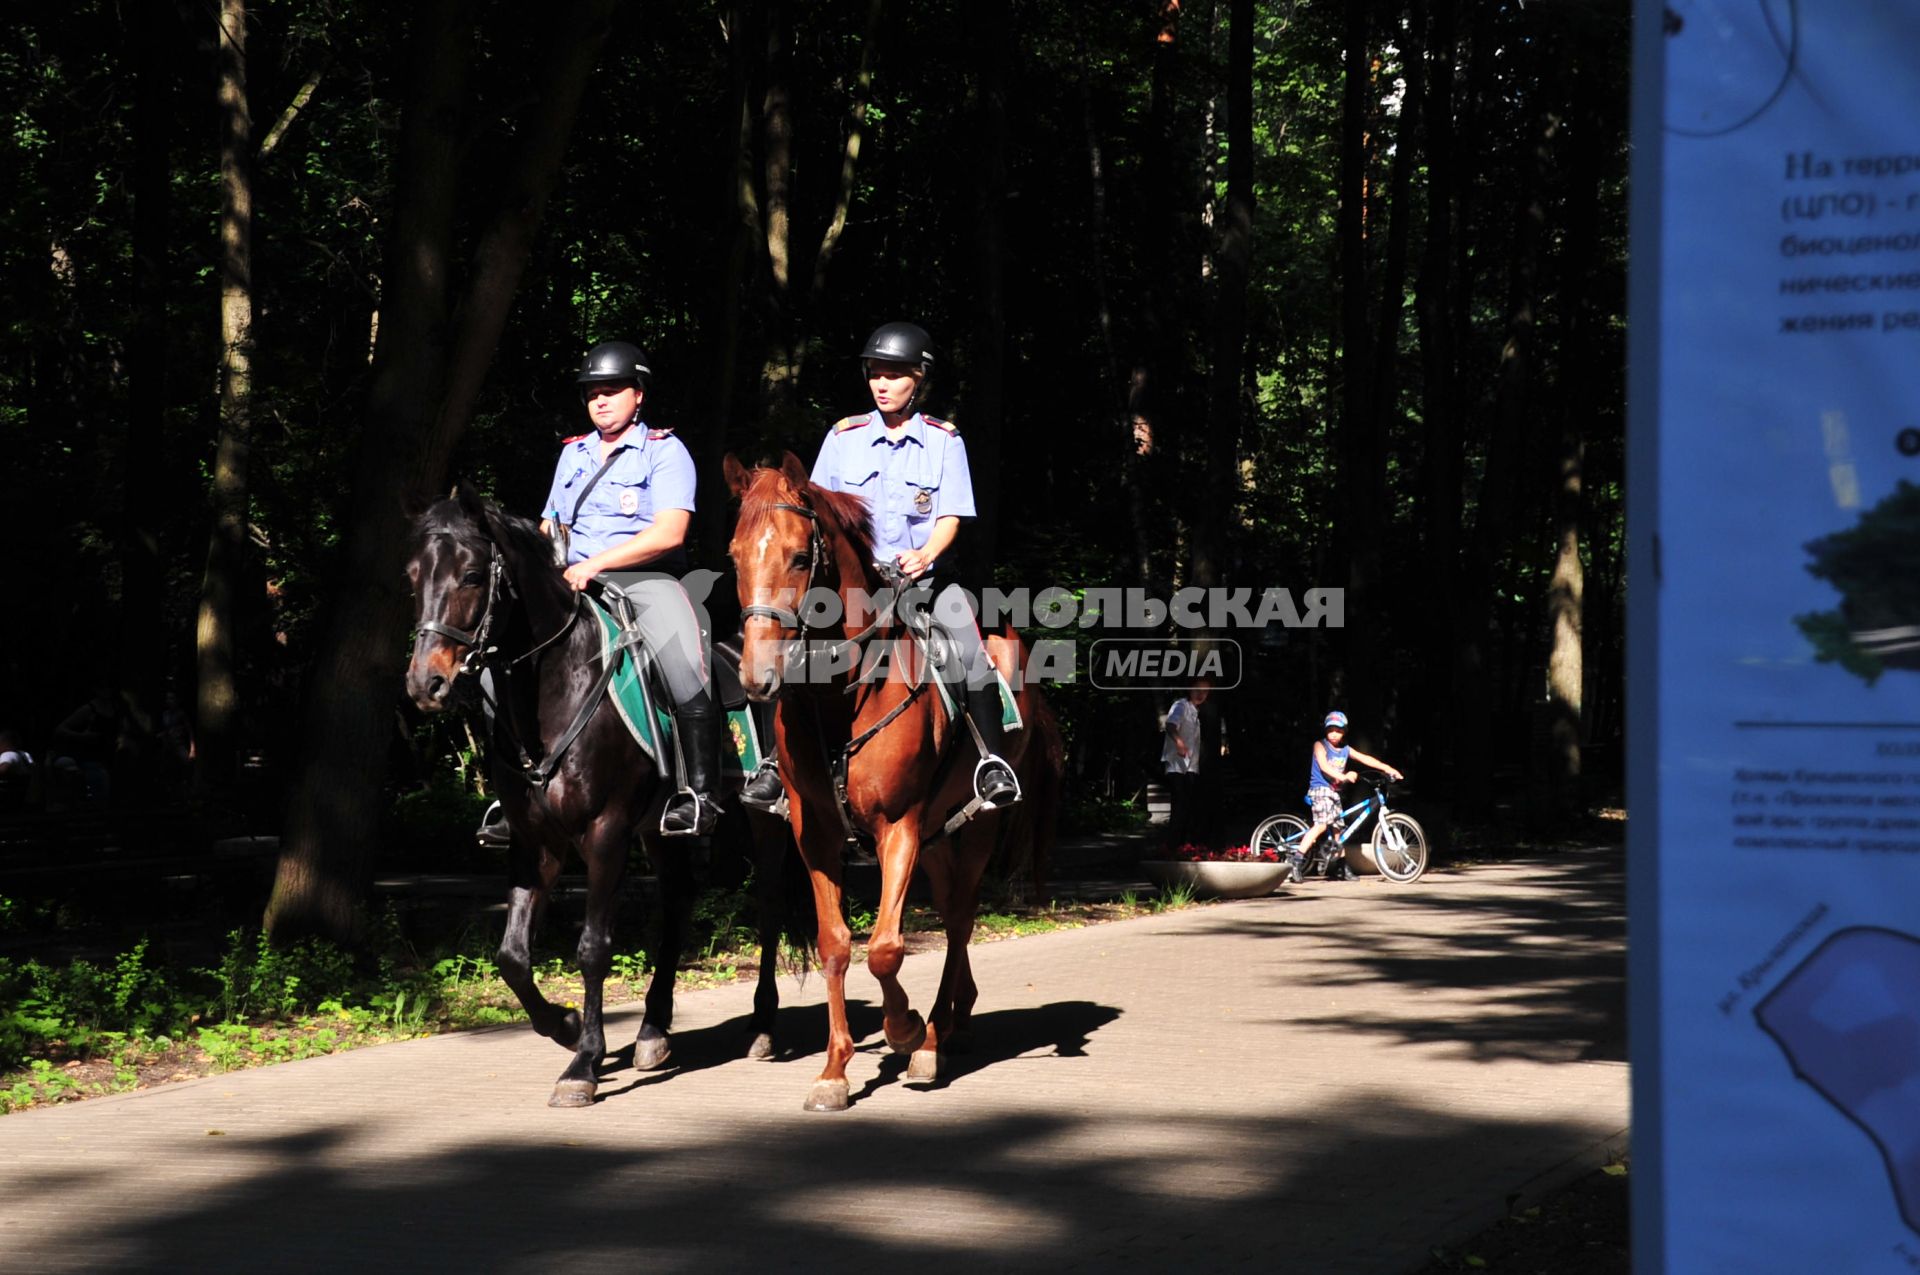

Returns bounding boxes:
[1292,710,1403,882]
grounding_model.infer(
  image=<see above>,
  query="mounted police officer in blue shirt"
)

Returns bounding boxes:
[544,340,720,836]
[738,322,1020,813]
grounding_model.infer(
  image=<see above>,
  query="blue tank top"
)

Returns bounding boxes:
[1309,742,1349,791]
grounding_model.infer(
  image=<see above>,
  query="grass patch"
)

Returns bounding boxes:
[0,882,1201,1114]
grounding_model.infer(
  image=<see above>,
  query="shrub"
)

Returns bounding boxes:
[202,930,357,1023]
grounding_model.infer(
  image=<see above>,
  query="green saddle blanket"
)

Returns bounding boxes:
[929,649,1025,733]
[589,599,763,781]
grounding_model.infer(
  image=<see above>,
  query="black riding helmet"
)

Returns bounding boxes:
[859,322,934,371]
[576,340,652,400]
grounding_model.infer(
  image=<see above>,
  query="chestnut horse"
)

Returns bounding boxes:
[405,482,794,1107]
[724,453,1063,1112]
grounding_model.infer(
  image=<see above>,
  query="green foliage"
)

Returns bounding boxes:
[430,953,499,987]
[608,951,647,985]
[203,929,356,1023]
[0,939,187,1065]
[0,0,1629,948]
[390,782,496,866]
[1061,790,1149,836]
[693,882,756,960]
[1153,882,1197,913]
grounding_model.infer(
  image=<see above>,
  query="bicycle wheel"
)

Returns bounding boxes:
[1251,813,1309,859]
[1371,813,1429,883]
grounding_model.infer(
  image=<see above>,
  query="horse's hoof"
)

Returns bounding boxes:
[944,1028,974,1056]
[634,1030,673,1071]
[745,1032,776,1061]
[884,1011,927,1055]
[803,1079,850,1112]
[548,1079,596,1108]
[906,1049,941,1082]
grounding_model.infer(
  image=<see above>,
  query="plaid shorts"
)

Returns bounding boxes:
[1308,788,1345,829]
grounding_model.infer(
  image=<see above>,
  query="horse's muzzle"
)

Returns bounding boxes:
[738,631,787,702]
[741,667,781,703]
[406,647,462,712]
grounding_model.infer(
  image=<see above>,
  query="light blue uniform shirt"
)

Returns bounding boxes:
[809,411,976,562]
[543,424,697,567]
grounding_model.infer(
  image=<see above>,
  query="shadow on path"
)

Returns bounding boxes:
[66,1100,1618,1273]
[1219,844,1626,1064]
[592,998,1126,1107]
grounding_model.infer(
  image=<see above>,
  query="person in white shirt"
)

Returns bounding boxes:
[1160,679,1212,848]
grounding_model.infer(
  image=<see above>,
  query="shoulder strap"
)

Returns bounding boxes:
[569,449,621,526]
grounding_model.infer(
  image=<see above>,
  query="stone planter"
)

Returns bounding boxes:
[1141,859,1290,900]
[1340,841,1383,876]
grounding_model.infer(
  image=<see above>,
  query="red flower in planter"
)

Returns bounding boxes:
[1174,844,1278,863]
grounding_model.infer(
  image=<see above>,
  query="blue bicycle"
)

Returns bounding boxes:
[1249,775,1429,884]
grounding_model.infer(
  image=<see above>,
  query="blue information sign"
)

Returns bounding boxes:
[1633,2,1920,1269]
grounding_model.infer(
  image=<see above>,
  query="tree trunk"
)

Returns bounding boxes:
[1547,419,1585,815]
[758,0,797,420]
[1547,37,1609,817]
[1335,0,1375,714]
[1077,49,1155,592]
[1453,48,1549,818]
[1353,3,1421,739]
[698,0,763,564]
[1190,0,1253,598]
[123,0,174,717]
[1414,0,1461,794]
[265,0,617,941]
[808,0,882,307]
[196,0,254,790]
[966,0,1009,566]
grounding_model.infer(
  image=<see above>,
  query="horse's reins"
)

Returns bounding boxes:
[414,550,509,676]
[741,495,980,840]
[412,530,627,827]
[415,535,583,679]
[739,501,903,664]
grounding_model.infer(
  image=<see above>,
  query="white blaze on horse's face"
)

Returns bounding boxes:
[754,525,775,571]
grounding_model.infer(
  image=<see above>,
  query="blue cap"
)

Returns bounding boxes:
[1323,711,1349,730]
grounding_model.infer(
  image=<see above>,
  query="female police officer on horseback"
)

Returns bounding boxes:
[544,340,720,836]
[738,322,1019,813]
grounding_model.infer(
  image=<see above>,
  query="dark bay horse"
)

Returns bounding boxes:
[724,453,1063,1112]
[405,481,792,1107]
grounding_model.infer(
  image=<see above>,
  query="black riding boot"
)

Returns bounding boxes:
[740,759,787,815]
[662,690,722,836]
[966,680,1021,808]
[739,700,787,815]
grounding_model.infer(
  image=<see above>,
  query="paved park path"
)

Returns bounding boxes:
[0,844,1626,1274]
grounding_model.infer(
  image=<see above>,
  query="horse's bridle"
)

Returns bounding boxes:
[736,493,944,840]
[738,499,913,671]
[414,533,579,678]
[415,548,508,676]
[738,502,828,644]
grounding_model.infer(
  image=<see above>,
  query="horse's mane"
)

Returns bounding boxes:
[415,494,559,577]
[740,467,875,564]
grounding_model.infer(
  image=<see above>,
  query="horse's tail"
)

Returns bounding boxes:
[1000,692,1065,902]
[755,812,817,974]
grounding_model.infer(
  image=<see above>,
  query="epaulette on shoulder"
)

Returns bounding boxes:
[922,415,958,434]
[647,427,674,440]
[562,433,590,445]
[833,415,871,433]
